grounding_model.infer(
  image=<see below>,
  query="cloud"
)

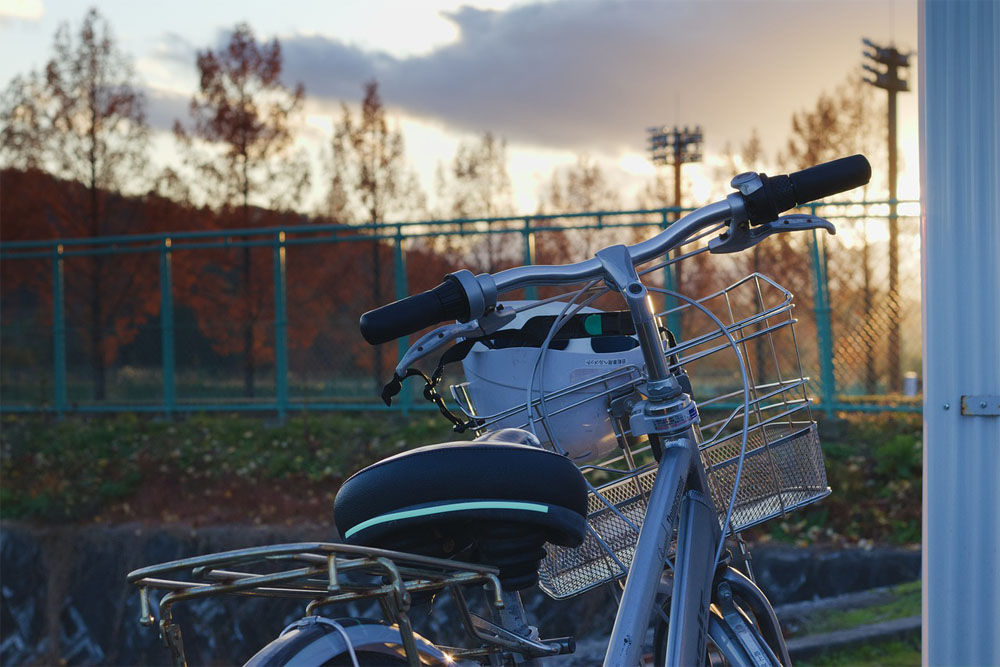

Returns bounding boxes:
[0,0,44,23]
[153,31,198,67]
[272,0,912,156]
[138,0,913,163]
[144,87,191,132]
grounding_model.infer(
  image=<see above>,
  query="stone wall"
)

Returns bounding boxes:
[0,523,919,666]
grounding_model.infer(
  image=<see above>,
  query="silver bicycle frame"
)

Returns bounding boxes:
[590,243,724,667]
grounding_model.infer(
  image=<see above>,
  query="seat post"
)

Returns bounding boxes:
[495,590,531,634]
[493,589,540,643]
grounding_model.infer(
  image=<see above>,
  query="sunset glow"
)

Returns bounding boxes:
[1,1,920,213]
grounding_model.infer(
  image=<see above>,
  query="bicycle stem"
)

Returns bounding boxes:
[596,244,675,395]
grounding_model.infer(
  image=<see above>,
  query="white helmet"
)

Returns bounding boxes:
[460,301,645,463]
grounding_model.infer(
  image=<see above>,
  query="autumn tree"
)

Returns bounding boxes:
[536,154,621,266]
[783,75,885,394]
[635,159,697,313]
[328,80,426,385]
[784,78,882,172]
[0,8,151,399]
[709,130,803,379]
[435,131,516,272]
[328,81,425,225]
[541,153,621,216]
[174,23,310,397]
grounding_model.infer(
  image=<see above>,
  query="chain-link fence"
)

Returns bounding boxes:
[0,202,921,416]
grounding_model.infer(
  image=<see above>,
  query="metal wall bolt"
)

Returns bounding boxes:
[943,403,950,410]
[980,401,988,409]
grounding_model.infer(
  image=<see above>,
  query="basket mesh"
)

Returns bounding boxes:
[703,422,829,531]
[538,422,828,599]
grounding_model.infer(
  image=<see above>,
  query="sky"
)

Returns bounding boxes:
[0,0,920,214]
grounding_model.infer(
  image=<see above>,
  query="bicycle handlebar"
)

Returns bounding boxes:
[359,155,871,346]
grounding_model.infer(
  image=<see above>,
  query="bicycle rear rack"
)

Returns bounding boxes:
[128,542,571,666]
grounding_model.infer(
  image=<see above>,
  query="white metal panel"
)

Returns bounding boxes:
[920,1,1000,664]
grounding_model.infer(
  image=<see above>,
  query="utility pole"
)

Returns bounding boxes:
[862,38,910,393]
[647,125,703,337]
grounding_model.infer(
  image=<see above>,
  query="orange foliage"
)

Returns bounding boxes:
[1,169,169,368]
[172,207,328,371]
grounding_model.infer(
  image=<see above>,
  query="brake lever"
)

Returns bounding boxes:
[394,306,516,376]
[708,214,836,254]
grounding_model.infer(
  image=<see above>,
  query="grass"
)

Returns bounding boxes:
[797,637,920,667]
[1,411,925,665]
[0,410,922,546]
[746,412,923,547]
[0,411,457,522]
[787,580,921,667]
[806,581,921,635]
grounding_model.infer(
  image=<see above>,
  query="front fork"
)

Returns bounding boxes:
[665,488,722,664]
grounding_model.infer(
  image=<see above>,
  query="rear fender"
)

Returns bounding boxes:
[244,616,449,666]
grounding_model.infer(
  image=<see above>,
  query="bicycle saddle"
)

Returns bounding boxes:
[334,430,588,590]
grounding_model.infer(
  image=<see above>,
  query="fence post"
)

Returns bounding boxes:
[159,238,176,417]
[522,218,537,300]
[660,210,682,337]
[393,225,411,415]
[809,226,836,416]
[52,244,67,418]
[273,231,288,421]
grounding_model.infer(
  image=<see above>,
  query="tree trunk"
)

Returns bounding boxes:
[88,105,105,401]
[863,224,877,394]
[753,246,767,384]
[241,182,255,398]
[91,254,105,401]
[242,244,255,398]
[239,148,256,399]
[371,232,384,390]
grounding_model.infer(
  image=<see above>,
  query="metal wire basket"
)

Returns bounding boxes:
[452,273,830,599]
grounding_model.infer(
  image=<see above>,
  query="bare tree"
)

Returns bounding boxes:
[543,153,621,214]
[0,7,149,399]
[328,81,425,224]
[784,77,882,171]
[328,80,425,385]
[175,22,310,396]
[538,154,621,263]
[436,131,516,272]
[176,23,310,215]
[783,75,885,394]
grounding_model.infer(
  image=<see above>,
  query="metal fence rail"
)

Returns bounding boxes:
[0,200,921,417]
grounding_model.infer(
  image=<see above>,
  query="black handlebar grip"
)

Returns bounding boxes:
[359,276,471,345]
[788,154,872,207]
[744,154,872,225]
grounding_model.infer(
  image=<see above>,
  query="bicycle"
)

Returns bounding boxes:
[128,154,871,666]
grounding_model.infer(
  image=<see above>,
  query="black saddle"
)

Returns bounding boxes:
[334,430,588,590]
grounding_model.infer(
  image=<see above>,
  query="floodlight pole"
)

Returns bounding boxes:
[647,125,703,338]
[863,38,910,392]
